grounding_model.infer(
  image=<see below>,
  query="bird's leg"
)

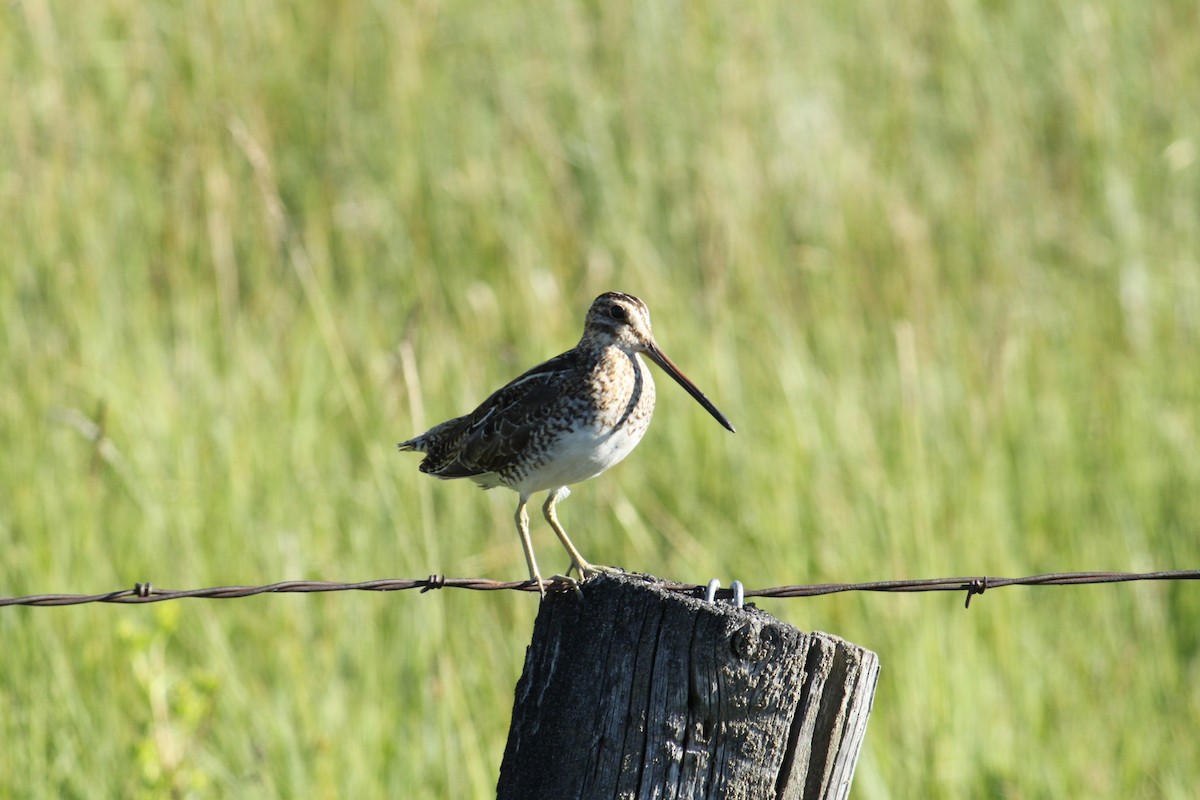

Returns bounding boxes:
[515,496,545,598]
[543,487,615,580]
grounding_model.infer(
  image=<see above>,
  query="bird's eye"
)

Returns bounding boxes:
[609,304,627,320]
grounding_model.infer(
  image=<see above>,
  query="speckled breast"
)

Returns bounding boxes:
[506,351,657,494]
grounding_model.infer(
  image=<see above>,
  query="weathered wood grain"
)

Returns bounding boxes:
[498,572,879,799]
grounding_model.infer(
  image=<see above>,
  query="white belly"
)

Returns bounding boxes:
[511,418,650,495]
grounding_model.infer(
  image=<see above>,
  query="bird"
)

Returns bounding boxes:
[397,291,735,595]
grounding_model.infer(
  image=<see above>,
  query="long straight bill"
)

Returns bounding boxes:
[644,344,736,433]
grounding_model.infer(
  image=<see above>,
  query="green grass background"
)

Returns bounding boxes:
[3,1,1199,796]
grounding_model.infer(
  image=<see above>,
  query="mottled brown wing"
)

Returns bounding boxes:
[403,351,578,480]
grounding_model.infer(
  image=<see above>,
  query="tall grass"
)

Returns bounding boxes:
[2,1,1198,796]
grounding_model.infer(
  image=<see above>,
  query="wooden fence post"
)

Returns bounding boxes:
[497,572,879,799]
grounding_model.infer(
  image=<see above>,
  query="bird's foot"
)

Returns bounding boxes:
[523,568,547,599]
[542,563,622,599]
[548,573,585,599]
[567,561,623,580]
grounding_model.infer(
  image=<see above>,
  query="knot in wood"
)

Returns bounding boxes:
[730,623,778,663]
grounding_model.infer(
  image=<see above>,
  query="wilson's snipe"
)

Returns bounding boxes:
[397,292,735,594]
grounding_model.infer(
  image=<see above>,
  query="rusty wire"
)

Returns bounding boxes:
[1,569,1197,609]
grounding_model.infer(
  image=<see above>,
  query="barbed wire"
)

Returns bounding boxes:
[2,569,1197,609]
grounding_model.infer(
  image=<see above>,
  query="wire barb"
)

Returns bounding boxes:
[964,577,987,609]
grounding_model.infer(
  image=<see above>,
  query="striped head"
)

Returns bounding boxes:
[580,292,736,433]
[581,292,655,354]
